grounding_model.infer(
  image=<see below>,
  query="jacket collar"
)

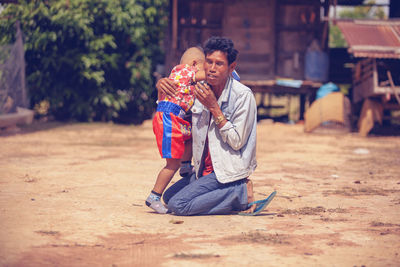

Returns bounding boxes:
[218,76,233,105]
[192,76,233,114]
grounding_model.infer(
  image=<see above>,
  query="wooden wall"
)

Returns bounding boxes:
[165,0,224,73]
[222,0,276,81]
[275,1,322,80]
[165,0,323,81]
[176,0,224,51]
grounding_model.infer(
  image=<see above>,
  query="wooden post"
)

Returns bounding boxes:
[321,0,330,50]
[373,59,378,92]
[387,70,400,105]
[15,21,27,108]
[172,0,178,50]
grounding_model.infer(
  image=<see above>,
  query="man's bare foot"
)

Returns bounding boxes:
[241,179,256,214]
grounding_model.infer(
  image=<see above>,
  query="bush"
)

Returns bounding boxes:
[0,0,168,123]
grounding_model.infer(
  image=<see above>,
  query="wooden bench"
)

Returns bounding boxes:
[242,79,321,121]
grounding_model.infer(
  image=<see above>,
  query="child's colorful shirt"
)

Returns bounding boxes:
[165,64,197,113]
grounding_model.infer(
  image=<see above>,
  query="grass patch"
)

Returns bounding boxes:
[323,187,400,197]
[370,221,400,227]
[35,230,59,236]
[174,253,220,259]
[280,206,348,216]
[225,231,290,245]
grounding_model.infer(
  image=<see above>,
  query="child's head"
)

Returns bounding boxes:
[180,47,205,71]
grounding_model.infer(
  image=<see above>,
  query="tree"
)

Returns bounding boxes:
[0,0,168,123]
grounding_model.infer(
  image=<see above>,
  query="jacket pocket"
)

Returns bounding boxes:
[191,101,209,128]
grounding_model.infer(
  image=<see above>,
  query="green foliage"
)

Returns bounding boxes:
[329,25,347,48]
[0,0,168,123]
[338,0,387,20]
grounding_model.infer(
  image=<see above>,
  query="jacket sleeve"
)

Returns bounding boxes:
[218,90,257,150]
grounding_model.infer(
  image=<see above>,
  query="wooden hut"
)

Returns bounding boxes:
[165,0,326,81]
[163,0,329,119]
[337,20,400,103]
[336,19,400,136]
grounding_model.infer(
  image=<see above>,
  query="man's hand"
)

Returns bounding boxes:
[194,82,219,111]
[156,78,177,97]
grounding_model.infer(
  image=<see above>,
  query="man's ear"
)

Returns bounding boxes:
[192,60,198,67]
[229,62,237,73]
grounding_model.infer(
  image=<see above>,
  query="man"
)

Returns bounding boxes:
[156,36,275,215]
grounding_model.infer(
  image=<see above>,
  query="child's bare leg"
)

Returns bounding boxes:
[179,139,194,177]
[181,139,192,162]
[146,158,180,214]
[152,158,181,194]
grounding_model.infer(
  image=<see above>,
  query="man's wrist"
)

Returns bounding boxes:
[214,115,226,126]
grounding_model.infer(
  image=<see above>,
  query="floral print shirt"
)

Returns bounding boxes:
[165,64,197,112]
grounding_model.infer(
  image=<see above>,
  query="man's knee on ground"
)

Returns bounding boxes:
[167,195,191,216]
[162,190,173,204]
[162,174,193,205]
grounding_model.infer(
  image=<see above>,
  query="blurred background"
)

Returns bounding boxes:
[0,0,399,135]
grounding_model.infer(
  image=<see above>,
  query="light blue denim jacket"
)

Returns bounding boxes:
[191,76,257,183]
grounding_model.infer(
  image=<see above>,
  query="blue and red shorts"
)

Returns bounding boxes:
[153,101,191,159]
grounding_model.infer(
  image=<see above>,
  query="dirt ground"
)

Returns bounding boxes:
[1,119,400,266]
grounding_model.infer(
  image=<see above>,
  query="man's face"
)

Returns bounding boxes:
[204,51,236,89]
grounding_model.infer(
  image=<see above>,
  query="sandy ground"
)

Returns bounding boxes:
[1,120,400,266]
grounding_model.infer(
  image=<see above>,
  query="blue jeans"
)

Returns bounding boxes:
[163,172,248,216]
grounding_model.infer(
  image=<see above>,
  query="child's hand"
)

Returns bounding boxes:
[156,78,178,97]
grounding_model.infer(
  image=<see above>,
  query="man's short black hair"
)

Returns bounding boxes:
[203,36,238,65]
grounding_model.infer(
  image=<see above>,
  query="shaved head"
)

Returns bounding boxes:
[180,47,205,65]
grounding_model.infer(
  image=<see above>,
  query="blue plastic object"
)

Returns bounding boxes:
[316,82,339,100]
[305,51,329,82]
[231,70,240,81]
[304,40,329,83]
[276,79,303,88]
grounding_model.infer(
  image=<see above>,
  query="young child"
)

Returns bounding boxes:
[146,47,206,214]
